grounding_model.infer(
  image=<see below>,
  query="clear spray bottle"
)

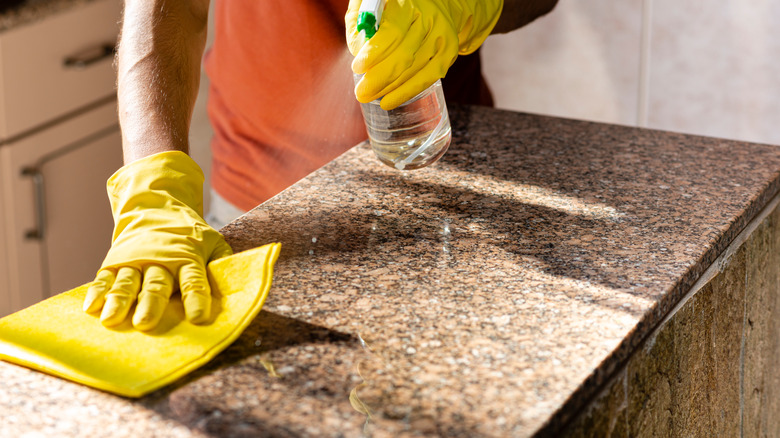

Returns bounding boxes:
[354,0,452,170]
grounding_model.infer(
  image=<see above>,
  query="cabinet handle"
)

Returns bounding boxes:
[21,167,46,240]
[63,43,116,69]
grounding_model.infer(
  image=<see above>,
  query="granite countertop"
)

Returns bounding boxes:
[0,0,98,32]
[2,105,780,437]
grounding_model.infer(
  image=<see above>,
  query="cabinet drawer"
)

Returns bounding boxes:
[0,0,121,140]
[0,99,121,314]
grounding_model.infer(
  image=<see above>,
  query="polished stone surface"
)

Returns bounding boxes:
[2,105,780,437]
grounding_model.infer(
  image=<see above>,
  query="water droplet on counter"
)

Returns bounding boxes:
[358,334,371,352]
[260,357,282,378]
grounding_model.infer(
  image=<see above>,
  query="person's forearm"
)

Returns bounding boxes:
[492,0,558,34]
[116,0,210,164]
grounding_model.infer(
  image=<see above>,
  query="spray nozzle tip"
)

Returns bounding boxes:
[356,12,378,39]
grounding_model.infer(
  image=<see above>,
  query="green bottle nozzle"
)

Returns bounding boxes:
[356,0,384,41]
[357,12,378,39]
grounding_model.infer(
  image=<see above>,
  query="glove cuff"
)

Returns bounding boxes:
[106,151,206,233]
[451,0,504,55]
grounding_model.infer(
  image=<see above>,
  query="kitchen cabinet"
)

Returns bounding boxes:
[0,103,121,314]
[0,0,122,317]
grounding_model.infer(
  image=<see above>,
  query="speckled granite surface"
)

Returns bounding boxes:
[0,0,100,32]
[2,105,780,437]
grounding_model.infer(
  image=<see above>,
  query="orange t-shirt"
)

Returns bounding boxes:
[205,0,493,211]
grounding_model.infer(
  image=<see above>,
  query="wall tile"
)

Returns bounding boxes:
[562,370,629,438]
[481,0,643,126]
[647,0,780,145]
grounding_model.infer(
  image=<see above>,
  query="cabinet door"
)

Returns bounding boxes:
[40,126,122,297]
[0,101,121,315]
[0,185,9,316]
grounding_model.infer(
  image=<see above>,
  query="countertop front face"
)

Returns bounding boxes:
[3,106,780,437]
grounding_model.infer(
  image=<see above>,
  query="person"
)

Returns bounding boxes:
[82,0,558,330]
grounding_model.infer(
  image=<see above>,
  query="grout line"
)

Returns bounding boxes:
[637,0,653,127]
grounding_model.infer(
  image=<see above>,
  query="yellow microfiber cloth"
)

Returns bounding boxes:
[0,242,281,398]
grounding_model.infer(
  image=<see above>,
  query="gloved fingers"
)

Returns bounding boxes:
[354,16,428,103]
[368,37,443,108]
[454,0,504,54]
[345,0,365,55]
[379,47,457,110]
[351,0,416,75]
[100,266,142,327]
[210,238,234,262]
[179,262,212,324]
[83,269,116,313]
[381,26,459,110]
[380,76,437,111]
[132,265,175,331]
[364,29,455,110]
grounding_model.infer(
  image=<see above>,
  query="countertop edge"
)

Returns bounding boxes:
[533,167,780,437]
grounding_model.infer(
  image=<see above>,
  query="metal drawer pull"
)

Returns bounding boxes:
[63,43,116,69]
[21,167,46,240]
[17,125,118,241]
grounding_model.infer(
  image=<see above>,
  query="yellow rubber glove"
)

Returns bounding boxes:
[346,0,503,110]
[83,151,233,331]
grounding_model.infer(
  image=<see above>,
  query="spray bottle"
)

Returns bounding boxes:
[354,0,452,170]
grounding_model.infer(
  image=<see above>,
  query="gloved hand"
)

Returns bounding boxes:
[83,151,233,331]
[346,0,503,110]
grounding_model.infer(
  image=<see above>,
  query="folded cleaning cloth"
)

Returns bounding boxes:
[0,242,281,398]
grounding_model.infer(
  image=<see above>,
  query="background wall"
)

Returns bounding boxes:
[482,0,780,146]
[189,3,217,211]
[192,0,780,212]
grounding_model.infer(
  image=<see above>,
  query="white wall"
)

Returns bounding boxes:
[482,0,780,146]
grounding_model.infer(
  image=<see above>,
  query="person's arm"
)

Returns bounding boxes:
[116,0,210,163]
[492,0,559,34]
[84,0,233,331]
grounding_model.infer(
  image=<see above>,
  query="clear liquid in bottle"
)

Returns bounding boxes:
[356,78,452,170]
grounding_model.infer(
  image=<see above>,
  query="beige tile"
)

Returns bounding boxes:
[481,0,643,126]
[562,370,629,438]
[743,205,780,436]
[647,1,780,145]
